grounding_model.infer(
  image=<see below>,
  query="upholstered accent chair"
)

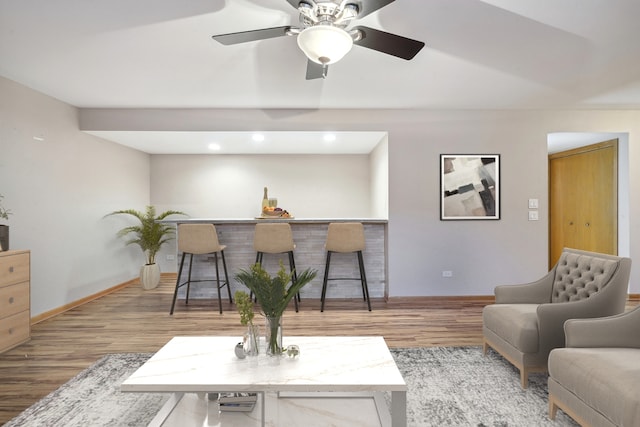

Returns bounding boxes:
[482,248,631,388]
[548,306,640,427]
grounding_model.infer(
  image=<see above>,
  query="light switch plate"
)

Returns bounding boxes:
[528,210,539,221]
[528,198,539,209]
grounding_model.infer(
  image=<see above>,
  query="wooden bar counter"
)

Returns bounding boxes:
[159,218,387,301]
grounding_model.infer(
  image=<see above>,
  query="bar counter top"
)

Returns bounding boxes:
[159,217,388,224]
[163,218,388,302]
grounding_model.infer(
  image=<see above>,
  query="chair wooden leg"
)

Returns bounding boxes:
[549,395,559,420]
[520,368,529,389]
[170,252,187,315]
[320,251,332,312]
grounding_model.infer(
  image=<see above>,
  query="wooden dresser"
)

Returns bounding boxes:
[0,250,30,353]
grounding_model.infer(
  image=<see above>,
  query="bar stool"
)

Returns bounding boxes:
[320,222,371,312]
[253,222,301,312]
[170,223,232,315]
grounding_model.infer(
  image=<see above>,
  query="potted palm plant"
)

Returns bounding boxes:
[107,205,186,289]
[0,194,11,251]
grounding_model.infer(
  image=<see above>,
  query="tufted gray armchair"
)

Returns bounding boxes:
[482,248,631,388]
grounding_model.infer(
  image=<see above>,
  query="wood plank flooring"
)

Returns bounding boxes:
[0,275,636,424]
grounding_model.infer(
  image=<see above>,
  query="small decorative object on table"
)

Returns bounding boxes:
[285,345,300,359]
[234,342,246,359]
[235,262,316,356]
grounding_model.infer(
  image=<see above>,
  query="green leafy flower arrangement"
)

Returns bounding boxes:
[235,290,255,326]
[235,262,317,354]
[235,290,259,355]
[235,262,316,318]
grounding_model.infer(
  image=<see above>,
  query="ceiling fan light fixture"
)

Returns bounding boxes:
[297,25,353,65]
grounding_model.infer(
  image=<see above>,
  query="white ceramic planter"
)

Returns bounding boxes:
[140,263,160,290]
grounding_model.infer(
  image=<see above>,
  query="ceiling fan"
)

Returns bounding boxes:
[212,0,425,79]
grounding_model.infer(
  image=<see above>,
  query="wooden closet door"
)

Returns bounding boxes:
[549,140,617,267]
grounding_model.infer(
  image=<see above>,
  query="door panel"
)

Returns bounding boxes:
[549,140,617,267]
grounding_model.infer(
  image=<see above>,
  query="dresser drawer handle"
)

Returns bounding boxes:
[9,297,14,304]
[9,266,14,273]
[8,328,13,335]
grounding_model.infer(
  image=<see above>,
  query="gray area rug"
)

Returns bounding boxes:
[5,347,578,427]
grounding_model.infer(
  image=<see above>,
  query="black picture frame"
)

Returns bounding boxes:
[440,154,500,220]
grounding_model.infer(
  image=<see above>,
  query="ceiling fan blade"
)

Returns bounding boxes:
[306,60,327,80]
[212,26,291,45]
[352,26,425,60]
[285,0,302,10]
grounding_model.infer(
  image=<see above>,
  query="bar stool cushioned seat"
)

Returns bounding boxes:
[321,222,371,312]
[170,223,232,314]
[253,222,300,312]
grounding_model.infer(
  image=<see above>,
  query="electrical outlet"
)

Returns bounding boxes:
[166,254,175,260]
[442,270,453,278]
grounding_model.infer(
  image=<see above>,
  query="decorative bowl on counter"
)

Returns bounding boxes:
[261,207,292,218]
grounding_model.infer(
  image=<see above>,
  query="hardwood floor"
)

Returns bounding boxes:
[0,275,636,424]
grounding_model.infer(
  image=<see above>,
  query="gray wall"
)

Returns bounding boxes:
[81,108,640,298]
[0,77,151,316]
[149,154,373,219]
[3,75,639,317]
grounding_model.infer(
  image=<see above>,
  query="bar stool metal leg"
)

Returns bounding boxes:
[221,250,232,303]
[357,250,372,311]
[288,250,299,312]
[170,252,188,315]
[214,252,223,314]
[186,253,194,305]
[320,251,332,312]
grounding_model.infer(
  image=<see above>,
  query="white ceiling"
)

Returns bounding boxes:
[2,0,640,153]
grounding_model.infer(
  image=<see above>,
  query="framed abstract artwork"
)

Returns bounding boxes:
[440,154,500,220]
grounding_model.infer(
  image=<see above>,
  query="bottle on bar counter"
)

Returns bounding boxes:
[262,187,269,212]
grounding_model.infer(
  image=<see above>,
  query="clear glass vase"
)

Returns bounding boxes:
[243,324,260,357]
[265,315,283,356]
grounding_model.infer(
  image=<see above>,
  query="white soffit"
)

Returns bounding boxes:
[85,131,388,154]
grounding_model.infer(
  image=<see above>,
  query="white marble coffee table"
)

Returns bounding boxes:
[121,336,407,427]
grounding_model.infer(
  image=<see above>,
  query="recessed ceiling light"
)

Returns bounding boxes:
[323,133,336,142]
[252,133,265,142]
[208,143,221,151]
